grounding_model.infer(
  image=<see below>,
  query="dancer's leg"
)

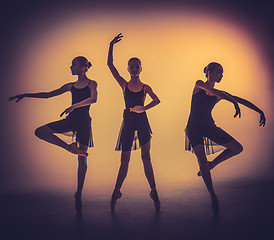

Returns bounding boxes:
[111,151,131,211]
[141,141,156,190]
[76,144,88,193]
[193,144,215,194]
[198,140,243,176]
[114,151,131,191]
[193,144,219,216]
[211,140,243,168]
[74,144,88,213]
[35,125,87,156]
[141,141,160,211]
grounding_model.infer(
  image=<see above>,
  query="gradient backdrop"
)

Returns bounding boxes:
[1,0,273,195]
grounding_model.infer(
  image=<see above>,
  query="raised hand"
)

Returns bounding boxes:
[233,102,241,118]
[110,33,123,45]
[259,111,266,127]
[130,105,145,113]
[9,94,26,103]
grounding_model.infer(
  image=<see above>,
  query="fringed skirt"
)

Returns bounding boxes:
[57,128,94,148]
[47,116,94,148]
[115,110,152,151]
[184,124,236,155]
[185,129,225,155]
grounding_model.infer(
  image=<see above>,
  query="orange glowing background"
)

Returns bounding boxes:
[5,9,272,193]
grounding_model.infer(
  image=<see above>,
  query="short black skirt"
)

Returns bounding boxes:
[47,115,94,148]
[185,123,235,155]
[115,110,152,151]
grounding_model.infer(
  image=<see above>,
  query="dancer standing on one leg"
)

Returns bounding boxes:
[9,56,98,212]
[185,62,266,216]
[108,33,161,212]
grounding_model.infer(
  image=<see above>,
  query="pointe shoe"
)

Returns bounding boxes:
[69,143,88,157]
[150,190,161,212]
[110,190,122,212]
[74,191,82,213]
[211,194,219,217]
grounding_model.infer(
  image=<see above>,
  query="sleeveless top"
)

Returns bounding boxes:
[124,84,146,110]
[115,83,151,151]
[187,89,218,128]
[69,81,91,119]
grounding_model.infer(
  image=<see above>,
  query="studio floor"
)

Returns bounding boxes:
[1,178,273,240]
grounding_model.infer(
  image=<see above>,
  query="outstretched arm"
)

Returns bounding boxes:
[60,81,98,117]
[130,85,160,113]
[9,83,72,102]
[107,33,127,90]
[223,91,266,127]
[195,80,241,118]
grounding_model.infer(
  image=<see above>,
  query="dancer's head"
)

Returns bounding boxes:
[127,57,142,77]
[71,56,92,75]
[204,62,223,83]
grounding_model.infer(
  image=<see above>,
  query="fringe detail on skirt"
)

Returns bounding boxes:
[56,128,94,148]
[185,130,225,155]
[115,120,140,151]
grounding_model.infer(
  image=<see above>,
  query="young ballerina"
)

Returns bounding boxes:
[107,33,161,211]
[185,62,266,216]
[9,56,98,212]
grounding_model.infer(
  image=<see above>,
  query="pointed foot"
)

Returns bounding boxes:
[74,191,82,213]
[211,194,219,217]
[110,190,122,212]
[68,143,88,157]
[150,190,161,212]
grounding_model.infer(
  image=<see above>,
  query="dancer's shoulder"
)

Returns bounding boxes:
[88,80,98,89]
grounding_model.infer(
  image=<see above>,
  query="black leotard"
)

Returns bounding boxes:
[69,83,91,118]
[47,81,93,147]
[115,84,152,151]
[185,89,234,154]
[187,90,217,129]
[124,84,146,109]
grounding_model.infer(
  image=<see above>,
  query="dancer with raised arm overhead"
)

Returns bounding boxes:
[9,56,98,212]
[185,62,266,216]
[108,33,161,212]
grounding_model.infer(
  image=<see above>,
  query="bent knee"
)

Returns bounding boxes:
[35,127,44,138]
[34,126,51,138]
[233,142,243,155]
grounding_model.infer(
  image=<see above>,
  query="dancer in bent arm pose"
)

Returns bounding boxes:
[185,62,266,216]
[108,33,161,211]
[9,56,98,212]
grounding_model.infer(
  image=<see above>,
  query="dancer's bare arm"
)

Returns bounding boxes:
[60,81,98,117]
[195,80,241,118]
[9,83,72,102]
[130,85,160,113]
[222,91,266,127]
[107,33,127,91]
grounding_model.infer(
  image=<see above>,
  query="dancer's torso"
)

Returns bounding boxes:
[123,84,147,120]
[187,89,218,128]
[69,82,91,119]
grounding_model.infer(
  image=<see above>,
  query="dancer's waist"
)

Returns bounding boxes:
[123,109,146,118]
